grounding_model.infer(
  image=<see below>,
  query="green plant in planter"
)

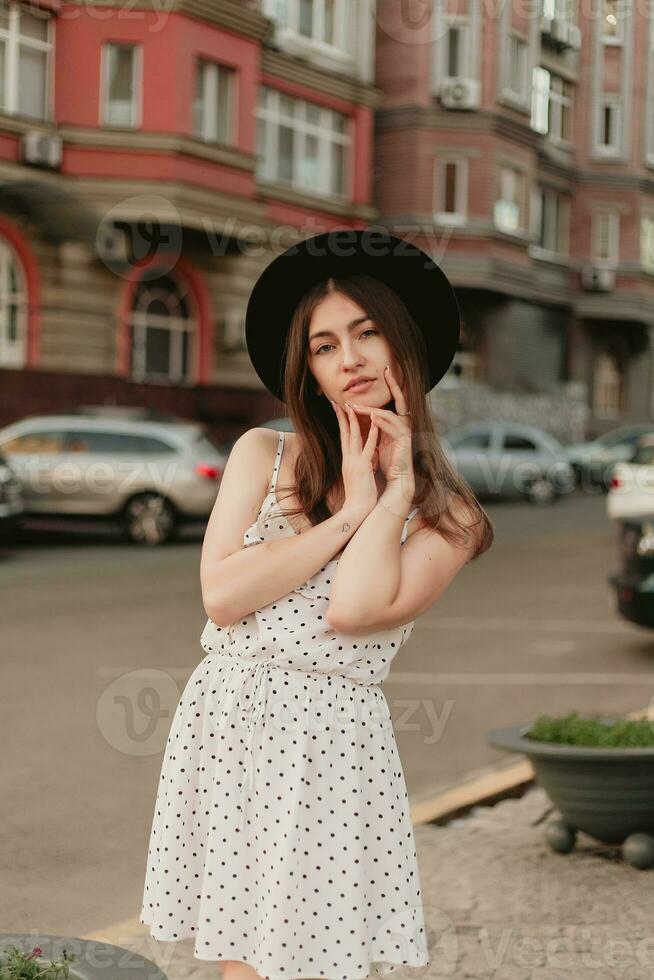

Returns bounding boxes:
[486,711,654,868]
[0,945,78,980]
[526,711,654,747]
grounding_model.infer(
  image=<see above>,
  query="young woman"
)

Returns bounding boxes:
[140,230,494,980]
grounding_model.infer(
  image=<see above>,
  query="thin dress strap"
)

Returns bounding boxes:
[269,430,285,493]
[400,506,420,544]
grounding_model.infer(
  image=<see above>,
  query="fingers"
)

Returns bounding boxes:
[350,402,404,436]
[364,415,378,458]
[330,398,349,455]
[344,401,361,452]
[384,364,409,416]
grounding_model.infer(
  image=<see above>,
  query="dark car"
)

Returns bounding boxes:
[608,516,654,628]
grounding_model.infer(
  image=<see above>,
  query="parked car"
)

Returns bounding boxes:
[0,448,25,534]
[0,408,226,545]
[564,423,654,492]
[608,514,654,628]
[607,433,654,522]
[442,421,575,504]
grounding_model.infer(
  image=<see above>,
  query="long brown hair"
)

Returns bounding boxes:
[271,274,494,562]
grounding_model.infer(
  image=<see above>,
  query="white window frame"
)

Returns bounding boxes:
[256,86,351,200]
[601,0,624,44]
[591,209,620,264]
[0,236,28,368]
[193,59,236,145]
[504,32,529,102]
[594,95,622,155]
[0,2,53,120]
[549,74,573,143]
[262,0,351,59]
[100,42,142,128]
[494,165,527,234]
[433,156,468,225]
[129,273,196,385]
[640,215,654,273]
[444,17,472,79]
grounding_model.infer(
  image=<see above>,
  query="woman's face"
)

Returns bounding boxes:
[307,291,402,411]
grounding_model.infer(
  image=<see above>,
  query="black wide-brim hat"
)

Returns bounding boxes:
[245,227,461,402]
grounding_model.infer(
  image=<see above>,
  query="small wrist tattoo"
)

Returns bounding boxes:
[341,521,351,533]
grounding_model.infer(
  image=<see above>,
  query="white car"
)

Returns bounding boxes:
[607,434,654,521]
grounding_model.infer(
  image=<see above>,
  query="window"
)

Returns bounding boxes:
[2,430,67,453]
[101,43,140,127]
[256,87,350,198]
[596,97,622,153]
[532,68,573,141]
[592,210,620,263]
[532,187,569,254]
[0,238,27,368]
[505,33,529,100]
[128,273,195,384]
[494,165,527,233]
[601,0,623,41]
[193,60,235,145]
[434,157,468,223]
[503,434,537,451]
[451,431,491,450]
[263,0,350,55]
[65,431,175,454]
[593,350,622,419]
[641,216,654,273]
[0,1,51,119]
[445,19,471,77]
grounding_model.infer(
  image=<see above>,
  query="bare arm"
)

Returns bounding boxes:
[205,508,367,626]
[200,429,367,626]
[326,483,412,628]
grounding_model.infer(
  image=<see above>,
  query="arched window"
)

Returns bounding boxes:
[593,348,622,419]
[0,236,28,367]
[128,272,195,384]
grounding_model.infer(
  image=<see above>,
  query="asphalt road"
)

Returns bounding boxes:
[3,488,653,938]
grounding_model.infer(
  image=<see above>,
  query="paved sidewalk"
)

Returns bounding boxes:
[117,786,654,980]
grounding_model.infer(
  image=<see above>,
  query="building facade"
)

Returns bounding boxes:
[374,0,654,434]
[0,0,380,437]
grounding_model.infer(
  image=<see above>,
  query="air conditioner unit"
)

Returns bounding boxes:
[440,77,480,110]
[550,17,568,41]
[21,131,62,169]
[95,221,130,265]
[581,264,616,291]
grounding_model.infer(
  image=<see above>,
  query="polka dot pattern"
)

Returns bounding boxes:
[140,431,429,979]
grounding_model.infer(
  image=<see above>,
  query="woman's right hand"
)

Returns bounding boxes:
[330,399,379,518]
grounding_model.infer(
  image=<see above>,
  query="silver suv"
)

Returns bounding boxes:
[0,407,226,545]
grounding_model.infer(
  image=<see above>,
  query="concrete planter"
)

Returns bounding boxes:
[0,934,166,980]
[486,722,654,868]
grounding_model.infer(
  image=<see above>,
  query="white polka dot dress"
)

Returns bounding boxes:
[140,430,430,980]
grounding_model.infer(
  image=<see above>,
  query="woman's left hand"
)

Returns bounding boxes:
[349,365,415,496]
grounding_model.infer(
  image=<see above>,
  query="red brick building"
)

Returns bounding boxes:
[374,0,654,433]
[0,0,379,437]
